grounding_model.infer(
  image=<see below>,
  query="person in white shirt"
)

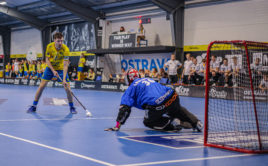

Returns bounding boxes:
[164,53,182,84]
[219,58,231,87]
[209,55,220,86]
[189,58,200,85]
[181,53,193,84]
[14,59,20,78]
[198,59,206,85]
[230,56,241,87]
[250,58,263,86]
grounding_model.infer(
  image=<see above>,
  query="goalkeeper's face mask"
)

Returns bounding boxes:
[126,68,140,85]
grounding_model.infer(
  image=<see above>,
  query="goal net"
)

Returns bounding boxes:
[204,40,268,153]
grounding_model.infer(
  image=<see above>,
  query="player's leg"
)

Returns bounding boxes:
[143,109,184,131]
[58,70,77,114]
[27,80,48,112]
[27,67,53,113]
[167,94,203,131]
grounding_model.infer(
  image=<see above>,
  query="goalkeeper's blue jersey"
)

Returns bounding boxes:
[120,78,174,109]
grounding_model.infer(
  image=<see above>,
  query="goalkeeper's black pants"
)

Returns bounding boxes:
[143,92,199,131]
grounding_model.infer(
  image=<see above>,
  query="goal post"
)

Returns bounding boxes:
[204,40,268,153]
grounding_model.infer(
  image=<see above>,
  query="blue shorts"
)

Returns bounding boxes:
[24,71,28,76]
[5,72,9,76]
[77,67,83,72]
[42,67,69,82]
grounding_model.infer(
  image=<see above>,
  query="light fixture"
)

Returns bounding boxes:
[0,1,6,5]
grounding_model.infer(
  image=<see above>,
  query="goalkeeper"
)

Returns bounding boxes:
[27,32,77,114]
[105,68,203,132]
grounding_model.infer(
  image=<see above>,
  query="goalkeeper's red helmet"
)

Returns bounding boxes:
[127,68,140,85]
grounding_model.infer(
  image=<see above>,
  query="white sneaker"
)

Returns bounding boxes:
[212,83,216,86]
[233,84,238,88]
[224,83,228,87]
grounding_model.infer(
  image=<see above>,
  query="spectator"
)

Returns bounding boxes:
[14,59,19,77]
[164,53,182,84]
[150,68,159,79]
[137,24,145,47]
[109,74,115,83]
[118,26,126,34]
[116,68,126,83]
[70,67,77,81]
[87,68,96,81]
[250,58,263,86]
[189,58,201,85]
[77,53,86,81]
[230,56,241,87]
[182,53,193,84]
[209,55,220,86]
[259,72,268,91]
[158,68,167,79]
[18,63,23,78]
[198,59,206,85]
[144,69,150,78]
[219,58,231,87]
[5,62,11,78]
[139,69,145,78]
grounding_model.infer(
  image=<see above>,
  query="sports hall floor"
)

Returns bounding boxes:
[0,84,267,166]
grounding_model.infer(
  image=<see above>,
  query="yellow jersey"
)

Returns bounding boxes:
[78,57,86,68]
[87,72,96,80]
[29,64,35,72]
[23,62,28,71]
[46,42,69,70]
[41,63,47,71]
[37,63,41,71]
[5,65,11,72]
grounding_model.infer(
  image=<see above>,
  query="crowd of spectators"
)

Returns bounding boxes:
[5,53,268,90]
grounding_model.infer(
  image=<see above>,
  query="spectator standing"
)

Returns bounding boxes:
[77,53,86,81]
[182,53,193,84]
[164,53,182,84]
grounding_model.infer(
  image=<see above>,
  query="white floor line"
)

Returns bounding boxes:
[0,132,115,166]
[0,116,143,122]
[120,137,203,150]
[119,154,253,166]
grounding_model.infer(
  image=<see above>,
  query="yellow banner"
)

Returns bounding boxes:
[11,52,95,58]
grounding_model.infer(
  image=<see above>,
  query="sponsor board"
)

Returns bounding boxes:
[81,82,96,89]
[21,79,28,85]
[119,84,128,91]
[101,84,118,90]
[0,78,266,101]
[176,86,190,96]
[0,78,5,83]
[208,87,228,99]
[14,79,20,85]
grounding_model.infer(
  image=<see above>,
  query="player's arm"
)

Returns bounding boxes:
[63,60,69,85]
[105,85,135,131]
[63,47,70,85]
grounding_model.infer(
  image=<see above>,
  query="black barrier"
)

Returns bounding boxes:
[0,78,267,101]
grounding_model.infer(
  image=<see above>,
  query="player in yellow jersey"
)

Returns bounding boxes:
[27,32,77,114]
[29,61,36,79]
[36,61,42,79]
[5,62,11,78]
[77,53,86,81]
[22,60,29,79]
[18,63,23,78]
